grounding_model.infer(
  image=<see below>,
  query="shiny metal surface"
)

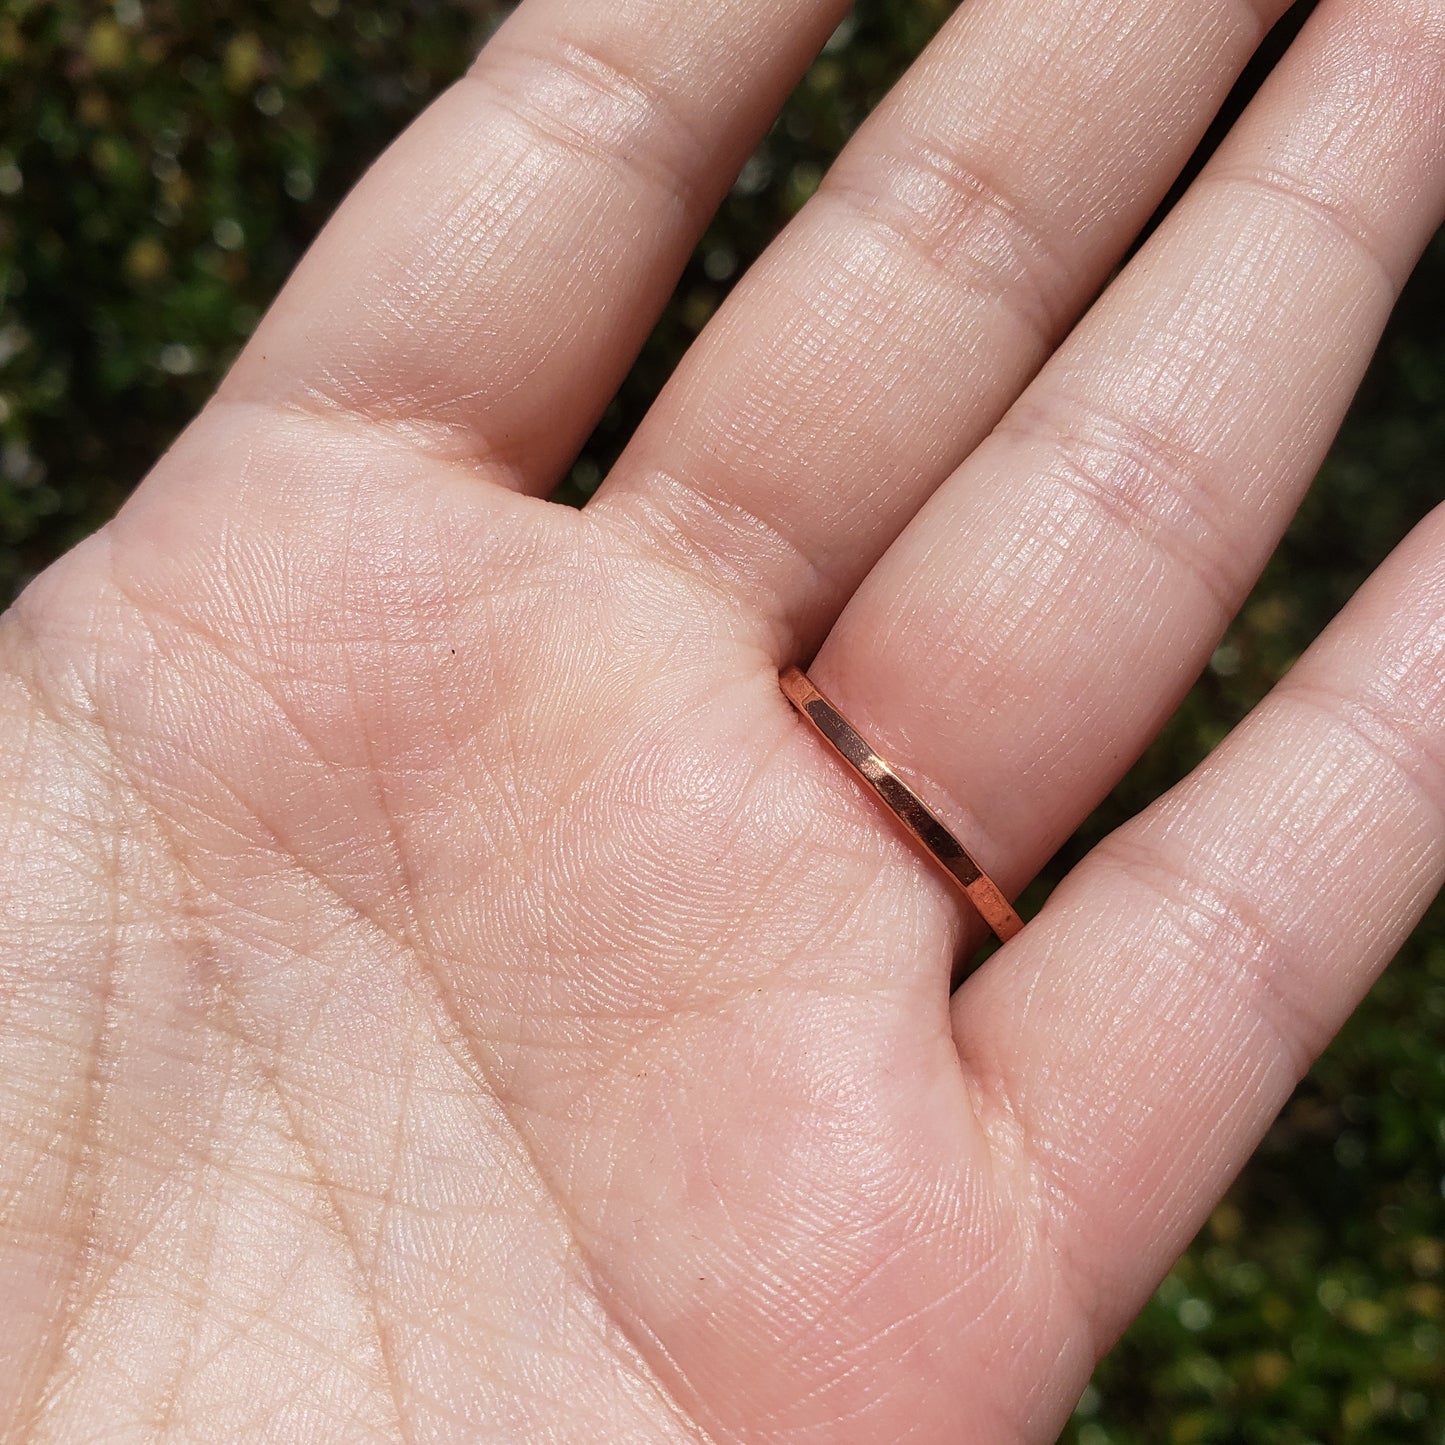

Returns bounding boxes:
[780,666,1024,947]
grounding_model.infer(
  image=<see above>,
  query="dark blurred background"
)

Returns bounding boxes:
[1,1,1441,1439]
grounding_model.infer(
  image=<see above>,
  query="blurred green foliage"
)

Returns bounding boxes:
[0,0,494,590]
[1,1,1441,1439]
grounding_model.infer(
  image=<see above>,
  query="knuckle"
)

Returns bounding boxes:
[817,139,1077,348]
[1209,164,1397,293]
[471,34,711,206]
[1283,677,1445,831]
[998,393,1249,622]
[1093,838,1333,1075]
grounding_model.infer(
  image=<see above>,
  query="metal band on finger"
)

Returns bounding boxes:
[780,667,1023,945]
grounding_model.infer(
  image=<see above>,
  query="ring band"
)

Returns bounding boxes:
[780,667,1023,945]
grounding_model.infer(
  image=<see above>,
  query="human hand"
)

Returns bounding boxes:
[3,0,1444,1439]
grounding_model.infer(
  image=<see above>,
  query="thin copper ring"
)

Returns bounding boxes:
[780,667,1023,946]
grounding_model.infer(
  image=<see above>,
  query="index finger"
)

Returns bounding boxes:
[214,0,851,494]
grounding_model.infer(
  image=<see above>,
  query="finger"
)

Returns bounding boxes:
[591,0,1292,647]
[950,499,1445,1428]
[808,0,1445,922]
[215,0,851,492]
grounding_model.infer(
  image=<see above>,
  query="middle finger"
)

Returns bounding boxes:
[590,0,1291,649]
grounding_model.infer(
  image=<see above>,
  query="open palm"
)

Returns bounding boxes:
[4,0,1445,1439]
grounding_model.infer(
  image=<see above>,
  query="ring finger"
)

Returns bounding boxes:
[808,0,1445,955]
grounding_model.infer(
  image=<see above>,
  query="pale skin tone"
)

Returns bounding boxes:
[2,0,1444,1438]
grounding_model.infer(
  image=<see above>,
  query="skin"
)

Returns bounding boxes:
[2,0,1444,1439]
